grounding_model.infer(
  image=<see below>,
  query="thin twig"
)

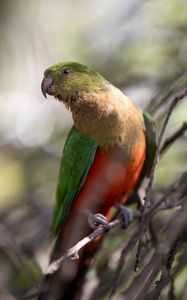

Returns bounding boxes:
[161,122,187,154]
[145,90,187,208]
[145,70,187,115]
[119,197,187,300]
[108,231,139,300]
[46,212,141,275]
[135,90,187,271]
[144,248,187,300]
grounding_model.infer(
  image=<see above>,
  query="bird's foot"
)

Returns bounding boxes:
[116,204,133,229]
[88,213,109,231]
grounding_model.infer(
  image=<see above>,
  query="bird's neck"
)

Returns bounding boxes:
[70,85,145,149]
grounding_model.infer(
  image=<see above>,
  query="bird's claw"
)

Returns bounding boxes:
[88,213,109,231]
[116,204,133,229]
[70,252,79,260]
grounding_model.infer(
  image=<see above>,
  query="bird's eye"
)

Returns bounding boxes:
[63,68,70,75]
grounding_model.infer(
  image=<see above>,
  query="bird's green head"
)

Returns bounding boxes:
[41,62,109,106]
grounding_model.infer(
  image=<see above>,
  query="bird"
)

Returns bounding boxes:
[39,61,157,300]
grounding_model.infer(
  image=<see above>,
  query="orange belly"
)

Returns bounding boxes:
[73,137,146,220]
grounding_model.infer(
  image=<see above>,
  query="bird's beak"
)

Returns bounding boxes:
[41,75,54,98]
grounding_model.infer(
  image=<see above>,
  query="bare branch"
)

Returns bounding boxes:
[135,90,187,271]
[118,197,187,300]
[145,90,187,208]
[45,215,139,276]
[108,231,139,300]
[144,248,187,300]
[161,121,187,154]
[45,208,148,276]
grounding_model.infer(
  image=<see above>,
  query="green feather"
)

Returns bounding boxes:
[142,111,158,178]
[52,126,97,234]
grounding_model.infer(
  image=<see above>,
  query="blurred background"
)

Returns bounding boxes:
[0,0,187,299]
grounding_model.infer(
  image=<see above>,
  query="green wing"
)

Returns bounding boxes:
[52,126,97,234]
[142,111,158,178]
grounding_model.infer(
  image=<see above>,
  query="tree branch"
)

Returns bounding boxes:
[118,197,187,300]
[161,121,187,154]
[108,230,139,300]
[45,212,141,276]
[145,89,187,208]
[135,89,187,271]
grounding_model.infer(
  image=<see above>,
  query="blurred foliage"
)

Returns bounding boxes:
[0,0,187,299]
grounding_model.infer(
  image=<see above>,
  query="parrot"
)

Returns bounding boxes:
[39,62,157,300]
